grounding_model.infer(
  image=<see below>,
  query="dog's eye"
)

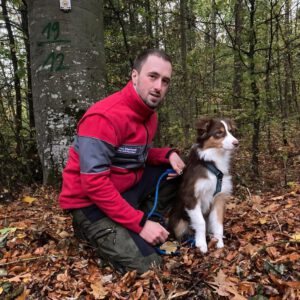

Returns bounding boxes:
[214,131,224,138]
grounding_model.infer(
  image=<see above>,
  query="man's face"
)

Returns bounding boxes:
[131,55,172,109]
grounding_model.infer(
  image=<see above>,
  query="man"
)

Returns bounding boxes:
[59,49,185,274]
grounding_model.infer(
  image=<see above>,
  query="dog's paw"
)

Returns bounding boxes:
[195,240,208,253]
[216,239,224,249]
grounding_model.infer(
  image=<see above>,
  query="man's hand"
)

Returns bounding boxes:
[139,220,169,245]
[168,151,185,179]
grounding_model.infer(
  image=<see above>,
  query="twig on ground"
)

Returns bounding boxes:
[0,254,76,267]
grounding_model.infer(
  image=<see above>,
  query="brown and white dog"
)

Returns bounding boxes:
[169,118,238,253]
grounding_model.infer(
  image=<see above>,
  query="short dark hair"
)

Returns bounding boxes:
[133,49,172,72]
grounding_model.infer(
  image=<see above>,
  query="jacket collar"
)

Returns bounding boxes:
[122,81,155,120]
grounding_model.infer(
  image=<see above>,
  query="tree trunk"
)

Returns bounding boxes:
[248,0,260,177]
[211,0,217,90]
[180,0,191,144]
[145,0,154,48]
[283,0,300,120]
[232,0,243,109]
[26,0,106,185]
[21,1,35,131]
[1,0,23,155]
[276,16,288,146]
[264,0,275,153]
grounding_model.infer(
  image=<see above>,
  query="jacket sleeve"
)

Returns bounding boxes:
[78,115,144,233]
[146,147,176,165]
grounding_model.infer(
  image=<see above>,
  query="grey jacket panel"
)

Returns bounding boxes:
[74,136,149,173]
[75,136,115,173]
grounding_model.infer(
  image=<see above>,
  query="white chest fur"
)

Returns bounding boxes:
[194,148,233,215]
[194,172,232,215]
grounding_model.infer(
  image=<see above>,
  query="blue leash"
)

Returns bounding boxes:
[147,168,194,255]
[147,168,175,219]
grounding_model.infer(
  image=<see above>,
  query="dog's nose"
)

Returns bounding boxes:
[233,139,239,147]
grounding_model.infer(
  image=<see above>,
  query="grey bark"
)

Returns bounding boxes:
[26,0,106,184]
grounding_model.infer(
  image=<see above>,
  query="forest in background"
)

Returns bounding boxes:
[0,1,300,299]
[0,0,299,191]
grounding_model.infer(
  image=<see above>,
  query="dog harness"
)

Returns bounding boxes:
[202,161,224,196]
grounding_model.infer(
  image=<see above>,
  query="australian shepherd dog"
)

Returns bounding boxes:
[169,118,239,253]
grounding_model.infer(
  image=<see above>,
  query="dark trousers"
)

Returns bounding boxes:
[70,165,180,274]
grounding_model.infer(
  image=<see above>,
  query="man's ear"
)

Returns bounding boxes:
[131,69,138,85]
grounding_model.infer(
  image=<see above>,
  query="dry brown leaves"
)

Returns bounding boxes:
[0,182,299,299]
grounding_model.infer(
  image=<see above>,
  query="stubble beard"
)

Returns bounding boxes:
[135,85,162,109]
[142,96,161,109]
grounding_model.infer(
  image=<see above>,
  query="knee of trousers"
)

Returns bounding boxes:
[71,211,162,274]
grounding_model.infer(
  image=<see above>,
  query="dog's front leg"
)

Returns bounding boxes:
[208,194,226,249]
[186,203,207,253]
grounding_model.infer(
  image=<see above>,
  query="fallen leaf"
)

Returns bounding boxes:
[243,243,259,256]
[22,196,37,204]
[34,247,45,255]
[56,270,69,282]
[251,195,262,204]
[266,247,280,259]
[290,232,300,241]
[238,281,255,296]
[0,268,7,276]
[266,232,275,243]
[274,252,300,263]
[231,224,245,234]
[101,274,113,284]
[271,196,284,201]
[225,251,238,261]
[208,270,247,300]
[168,290,189,298]
[17,233,27,239]
[261,203,280,213]
[159,241,179,254]
[58,230,71,238]
[259,217,268,224]
[132,286,143,299]
[226,202,237,210]
[91,281,108,299]
[269,274,300,288]
[8,273,31,283]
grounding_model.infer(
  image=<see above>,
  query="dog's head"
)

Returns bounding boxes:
[195,118,239,151]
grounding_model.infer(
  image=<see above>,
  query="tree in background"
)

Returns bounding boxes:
[0,0,299,190]
[0,0,41,188]
[25,0,106,184]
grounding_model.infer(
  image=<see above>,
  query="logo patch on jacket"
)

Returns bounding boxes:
[117,146,140,154]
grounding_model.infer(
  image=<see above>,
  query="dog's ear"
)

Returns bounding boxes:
[196,118,212,139]
[225,119,237,132]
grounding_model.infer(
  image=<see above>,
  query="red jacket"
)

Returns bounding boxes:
[59,81,172,233]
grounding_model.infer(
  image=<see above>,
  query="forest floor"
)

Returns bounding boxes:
[0,145,300,299]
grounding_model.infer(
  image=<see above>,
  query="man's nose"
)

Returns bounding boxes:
[153,80,162,91]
